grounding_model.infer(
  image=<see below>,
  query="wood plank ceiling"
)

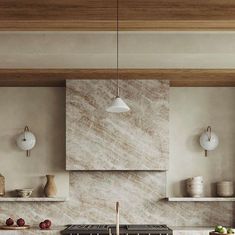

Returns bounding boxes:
[0,1,235,86]
[0,0,235,30]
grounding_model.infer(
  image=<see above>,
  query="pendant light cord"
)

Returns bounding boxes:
[116,0,120,97]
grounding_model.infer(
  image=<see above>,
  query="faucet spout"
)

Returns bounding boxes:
[116,202,119,235]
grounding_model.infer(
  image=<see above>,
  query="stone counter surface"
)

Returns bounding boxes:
[0,227,214,235]
[172,227,213,235]
[0,226,64,235]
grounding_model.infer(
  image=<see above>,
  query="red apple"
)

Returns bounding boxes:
[39,222,47,230]
[17,218,25,227]
[6,218,14,226]
[44,219,51,228]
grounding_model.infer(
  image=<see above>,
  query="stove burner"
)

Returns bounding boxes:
[61,224,172,235]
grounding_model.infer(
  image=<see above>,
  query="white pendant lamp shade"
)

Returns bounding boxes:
[106,0,130,114]
[106,96,130,113]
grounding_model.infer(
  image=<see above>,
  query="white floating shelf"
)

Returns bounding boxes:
[0,197,68,202]
[167,197,235,202]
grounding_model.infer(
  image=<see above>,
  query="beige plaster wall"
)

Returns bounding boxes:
[1,31,235,68]
[168,87,235,197]
[0,87,69,198]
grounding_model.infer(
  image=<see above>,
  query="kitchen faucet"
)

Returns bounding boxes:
[108,202,120,235]
[116,202,120,235]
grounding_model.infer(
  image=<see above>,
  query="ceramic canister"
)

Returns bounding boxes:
[216,181,234,197]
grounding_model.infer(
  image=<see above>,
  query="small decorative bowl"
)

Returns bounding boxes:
[16,188,33,198]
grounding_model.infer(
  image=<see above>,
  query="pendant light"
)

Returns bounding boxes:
[106,0,130,113]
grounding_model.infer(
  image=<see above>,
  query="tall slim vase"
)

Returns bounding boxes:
[44,175,57,198]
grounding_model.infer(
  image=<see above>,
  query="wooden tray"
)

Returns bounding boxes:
[210,232,234,235]
[0,225,30,230]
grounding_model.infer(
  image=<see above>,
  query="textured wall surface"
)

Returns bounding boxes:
[66,80,169,170]
[168,88,235,197]
[0,172,234,227]
[0,87,69,198]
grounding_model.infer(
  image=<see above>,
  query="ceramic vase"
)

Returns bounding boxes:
[0,174,5,196]
[44,175,57,197]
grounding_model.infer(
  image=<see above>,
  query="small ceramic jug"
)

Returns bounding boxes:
[44,175,57,197]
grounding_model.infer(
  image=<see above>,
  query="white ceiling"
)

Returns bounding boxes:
[0,31,235,68]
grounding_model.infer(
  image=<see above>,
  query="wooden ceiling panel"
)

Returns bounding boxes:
[120,0,235,20]
[0,0,115,20]
[0,69,234,87]
[0,0,235,30]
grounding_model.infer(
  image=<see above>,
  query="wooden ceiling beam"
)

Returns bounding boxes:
[1,0,235,30]
[0,69,234,87]
[1,20,235,31]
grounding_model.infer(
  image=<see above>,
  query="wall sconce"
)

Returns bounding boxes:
[199,126,219,156]
[16,126,36,157]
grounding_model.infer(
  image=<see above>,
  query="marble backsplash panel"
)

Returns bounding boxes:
[66,80,169,170]
[0,172,234,227]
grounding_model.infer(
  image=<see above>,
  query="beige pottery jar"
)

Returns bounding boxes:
[0,174,5,196]
[44,175,57,197]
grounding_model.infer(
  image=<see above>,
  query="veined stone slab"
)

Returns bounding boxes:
[66,80,169,170]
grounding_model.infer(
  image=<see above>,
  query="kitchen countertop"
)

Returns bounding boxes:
[172,227,214,235]
[0,226,65,234]
[0,226,215,234]
[172,227,213,230]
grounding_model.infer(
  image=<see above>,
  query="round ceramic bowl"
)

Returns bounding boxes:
[187,188,204,197]
[186,182,204,190]
[187,176,203,181]
[186,179,203,184]
[187,184,203,188]
[187,182,203,186]
[187,176,203,185]
[16,188,33,198]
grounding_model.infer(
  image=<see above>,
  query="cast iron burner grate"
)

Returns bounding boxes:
[61,224,172,235]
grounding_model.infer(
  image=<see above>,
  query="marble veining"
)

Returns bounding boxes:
[66,80,169,170]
